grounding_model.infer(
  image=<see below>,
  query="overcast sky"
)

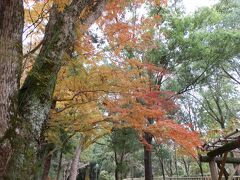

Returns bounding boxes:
[183,0,218,13]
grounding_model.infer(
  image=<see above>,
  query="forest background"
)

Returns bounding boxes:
[0,0,239,179]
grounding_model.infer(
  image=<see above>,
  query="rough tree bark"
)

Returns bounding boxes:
[19,0,96,143]
[0,0,24,178]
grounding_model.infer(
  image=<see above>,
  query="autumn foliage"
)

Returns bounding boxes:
[24,0,201,156]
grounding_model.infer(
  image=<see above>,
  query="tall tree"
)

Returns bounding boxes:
[0,0,107,178]
[143,0,240,178]
[0,0,24,177]
[145,0,240,94]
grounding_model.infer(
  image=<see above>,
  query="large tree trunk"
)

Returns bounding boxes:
[18,0,107,139]
[0,0,107,178]
[144,133,153,180]
[18,0,106,177]
[19,0,92,140]
[0,0,24,178]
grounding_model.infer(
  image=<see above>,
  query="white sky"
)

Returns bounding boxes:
[183,0,218,13]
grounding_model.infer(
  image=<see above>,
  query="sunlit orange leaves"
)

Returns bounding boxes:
[26,0,201,156]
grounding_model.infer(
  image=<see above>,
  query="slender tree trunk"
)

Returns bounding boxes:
[119,149,125,180]
[174,144,178,178]
[160,160,165,180]
[198,161,204,177]
[157,154,170,177]
[144,147,153,180]
[114,151,120,180]
[169,159,173,176]
[144,133,153,180]
[0,0,24,178]
[41,153,53,180]
[114,145,126,180]
[182,157,189,176]
[56,150,63,180]
[115,166,120,180]
[69,139,83,180]
[63,164,70,180]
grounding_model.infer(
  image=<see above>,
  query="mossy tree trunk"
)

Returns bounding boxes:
[0,0,107,179]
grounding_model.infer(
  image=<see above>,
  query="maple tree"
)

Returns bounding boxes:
[0,0,203,179]
[79,0,239,178]
[95,1,202,179]
[0,0,108,178]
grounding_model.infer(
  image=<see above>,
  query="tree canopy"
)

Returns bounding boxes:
[0,0,239,179]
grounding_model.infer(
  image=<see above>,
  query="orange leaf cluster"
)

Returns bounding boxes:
[27,0,201,156]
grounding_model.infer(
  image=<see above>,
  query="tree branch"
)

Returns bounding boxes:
[19,0,108,138]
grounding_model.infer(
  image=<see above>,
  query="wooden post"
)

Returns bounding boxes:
[209,158,218,180]
[218,152,228,180]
